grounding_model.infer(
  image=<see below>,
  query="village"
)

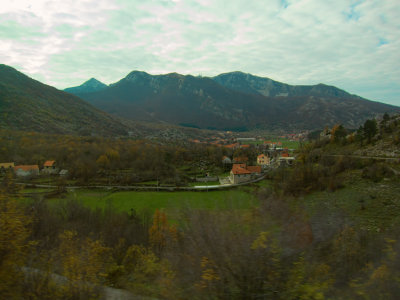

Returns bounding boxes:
[0,139,295,188]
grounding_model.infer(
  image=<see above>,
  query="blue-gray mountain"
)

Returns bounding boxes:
[66,71,399,131]
[64,78,107,95]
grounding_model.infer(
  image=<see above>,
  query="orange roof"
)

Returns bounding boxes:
[247,166,261,173]
[224,143,239,148]
[14,165,39,171]
[281,153,289,157]
[232,166,252,175]
[44,160,55,167]
[257,154,268,159]
[240,144,250,148]
[232,163,246,169]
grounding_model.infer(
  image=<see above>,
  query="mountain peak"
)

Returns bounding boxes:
[64,78,107,95]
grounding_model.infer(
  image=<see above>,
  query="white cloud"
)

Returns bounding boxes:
[0,0,399,105]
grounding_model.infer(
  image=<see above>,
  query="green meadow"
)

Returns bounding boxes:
[58,187,259,215]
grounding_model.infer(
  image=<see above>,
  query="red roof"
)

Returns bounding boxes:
[224,143,239,149]
[281,153,289,157]
[232,166,252,175]
[231,164,261,175]
[14,165,39,171]
[44,160,55,167]
[247,166,261,173]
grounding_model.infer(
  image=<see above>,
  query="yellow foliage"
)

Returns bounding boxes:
[251,231,270,250]
[58,230,112,298]
[149,209,178,254]
[0,192,32,298]
[197,257,220,290]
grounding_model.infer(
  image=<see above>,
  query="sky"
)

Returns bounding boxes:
[0,0,399,106]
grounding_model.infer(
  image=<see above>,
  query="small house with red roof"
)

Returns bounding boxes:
[14,165,39,177]
[42,160,59,174]
[221,156,232,165]
[229,163,262,184]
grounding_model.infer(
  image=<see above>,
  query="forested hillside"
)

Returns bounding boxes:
[0,65,128,136]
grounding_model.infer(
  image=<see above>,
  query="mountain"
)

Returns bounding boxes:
[0,65,128,136]
[64,78,107,95]
[213,71,356,99]
[69,70,400,131]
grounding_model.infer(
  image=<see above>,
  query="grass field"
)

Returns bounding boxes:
[57,187,259,216]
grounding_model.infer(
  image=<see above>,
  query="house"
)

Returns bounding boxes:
[42,160,59,174]
[0,162,14,173]
[59,169,69,177]
[14,165,39,177]
[229,164,262,184]
[221,156,232,164]
[257,154,270,166]
[278,157,295,166]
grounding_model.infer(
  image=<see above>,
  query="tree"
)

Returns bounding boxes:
[363,119,377,143]
[330,124,347,144]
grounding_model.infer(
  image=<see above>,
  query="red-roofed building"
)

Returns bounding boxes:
[229,163,262,184]
[14,165,39,177]
[42,160,59,174]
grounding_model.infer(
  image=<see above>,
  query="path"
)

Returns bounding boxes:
[16,174,267,192]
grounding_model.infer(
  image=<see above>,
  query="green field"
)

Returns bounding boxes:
[57,187,259,215]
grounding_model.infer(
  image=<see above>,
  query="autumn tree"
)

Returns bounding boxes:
[0,191,32,298]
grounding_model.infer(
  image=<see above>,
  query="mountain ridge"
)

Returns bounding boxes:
[65,70,399,131]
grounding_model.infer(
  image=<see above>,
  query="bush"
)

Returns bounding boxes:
[362,163,394,182]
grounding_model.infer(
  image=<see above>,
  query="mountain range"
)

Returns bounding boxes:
[1,64,398,137]
[0,64,128,136]
[66,71,399,131]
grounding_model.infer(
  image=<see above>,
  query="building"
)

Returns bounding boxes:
[42,160,59,174]
[14,165,39,177]
[0,162,14,173]
[229,164,262,184]
[257,154,270,166]
[221,156,232,164]
[278,157,295,166]
[59,169,69,177]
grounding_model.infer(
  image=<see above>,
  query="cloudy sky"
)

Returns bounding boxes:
[1,0,399,105]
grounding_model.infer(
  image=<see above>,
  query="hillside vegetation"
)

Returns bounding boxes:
[1,114,400,299]
[0,65,128,136]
